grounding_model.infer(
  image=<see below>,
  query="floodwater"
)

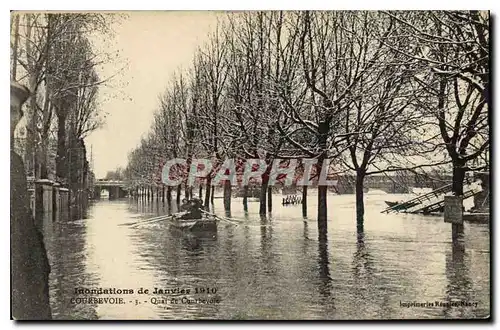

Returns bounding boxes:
[41,192,490,320]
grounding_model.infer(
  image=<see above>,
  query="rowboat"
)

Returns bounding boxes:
[169,212,218,233]
[384,200,419,210]
[384,201,399,208]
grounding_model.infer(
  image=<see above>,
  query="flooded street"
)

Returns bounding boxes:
[42,193,490,320]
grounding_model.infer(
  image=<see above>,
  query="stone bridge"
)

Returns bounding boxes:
[93,180,129,200]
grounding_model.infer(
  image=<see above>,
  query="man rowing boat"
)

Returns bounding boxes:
[170,199,217,234]
[179,198,204,220]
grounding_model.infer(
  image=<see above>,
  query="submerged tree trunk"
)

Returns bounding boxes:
[451,161,466,239]
[185,183,191,200]
[259,182,268,215]
[166,186,172,203]
[243,185,249,211]
[317,229,329,288]
[223,180,231,211]
[176,185,182,204]
[355,170,366,233]
[267,186,272,212]
[204,177,212,207]
[317,185,328,233]
[211,186,215,204]
[452,162,466,195]
[317,153,328,234]
[302,186,308,218]
[199,184,203,200]
[317,123,329,234]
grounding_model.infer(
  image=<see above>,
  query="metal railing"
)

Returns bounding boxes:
[381,184,453,214]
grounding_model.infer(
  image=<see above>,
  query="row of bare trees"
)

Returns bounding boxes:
[11,13,121,206]
[124,11,489,234]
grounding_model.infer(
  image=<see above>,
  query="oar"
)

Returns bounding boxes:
[200,210,268,227]
[200,210,240,226]
[200,210,248,223]
[214,216,240,226]
[120,213,172,225]
[125,216,171,227]
[129,215,174,228]
[200,210,274,228]
[121,213,181,227]
[120,217,168,227]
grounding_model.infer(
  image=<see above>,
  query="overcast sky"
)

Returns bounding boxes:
[86,11,219,178]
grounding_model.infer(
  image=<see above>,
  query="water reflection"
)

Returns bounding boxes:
[303,220,309,240]
[443,240,473,318]
[349,232,379,319]
[352,232,374,280]
[44,213,99,319]
[260,215,272,262]
[43,194,490,320]
[317,230,334,310]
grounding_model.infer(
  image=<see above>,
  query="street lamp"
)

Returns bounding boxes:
[10,81,29,149]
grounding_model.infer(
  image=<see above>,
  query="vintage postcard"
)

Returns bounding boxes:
[10,10,490,320]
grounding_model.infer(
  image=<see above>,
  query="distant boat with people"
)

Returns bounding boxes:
[282,194,302,206]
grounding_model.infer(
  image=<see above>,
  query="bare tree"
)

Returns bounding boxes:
[335,11,447,230]
[386,11,489,196]
[194,26,230,208]
[273,11,388,233]
[12,13,119,181]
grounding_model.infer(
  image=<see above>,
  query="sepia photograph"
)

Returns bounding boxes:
[9,10,490,320]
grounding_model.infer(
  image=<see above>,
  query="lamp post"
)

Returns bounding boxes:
[10,82,29,148]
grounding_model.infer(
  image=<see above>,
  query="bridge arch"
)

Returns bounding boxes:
[93,180,128,200]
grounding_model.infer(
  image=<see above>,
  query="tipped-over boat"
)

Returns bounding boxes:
[384,200,420,211]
